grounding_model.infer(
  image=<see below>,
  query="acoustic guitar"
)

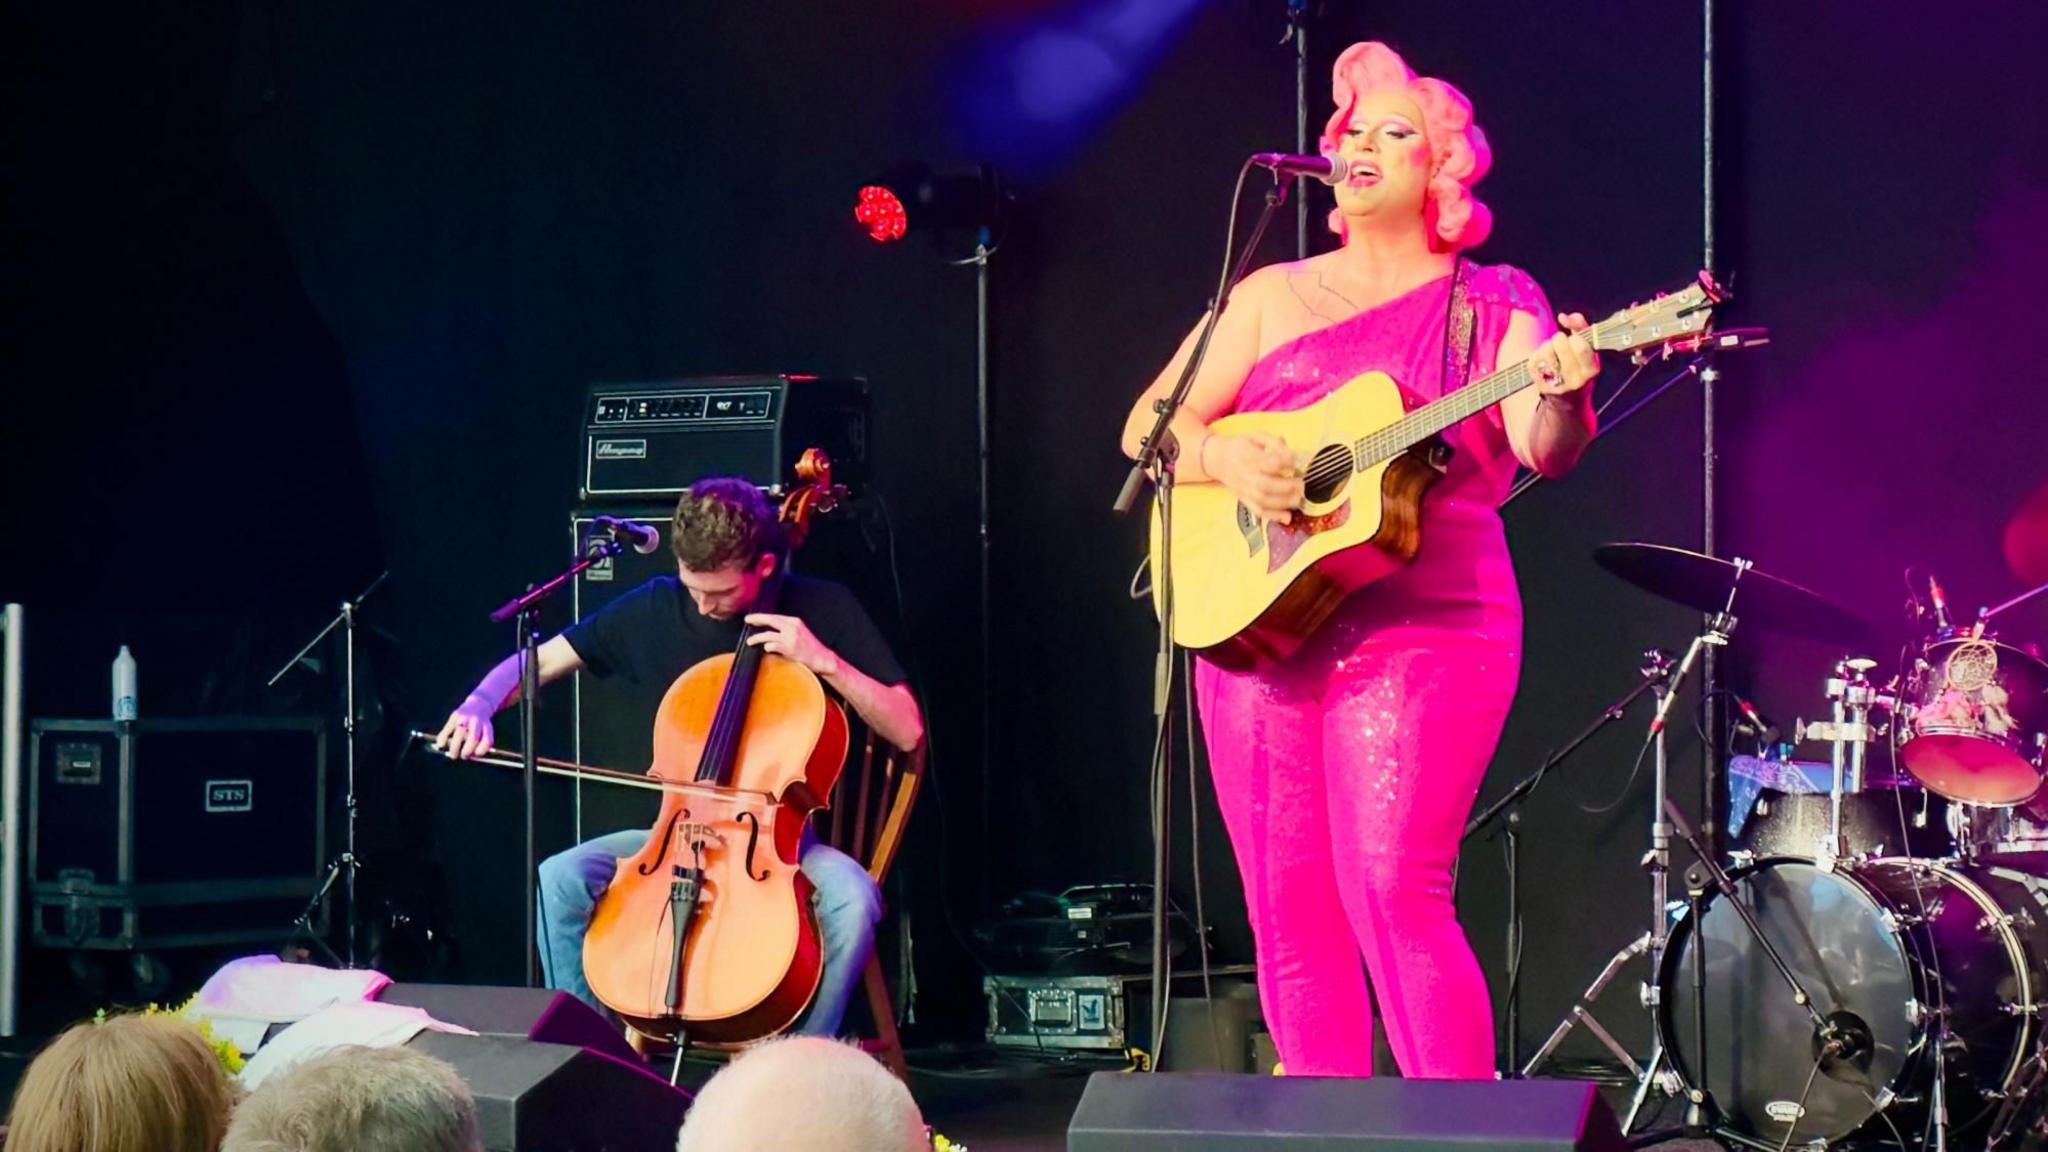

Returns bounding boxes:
[1150,273,1723,671]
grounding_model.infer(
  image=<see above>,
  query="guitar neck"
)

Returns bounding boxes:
[1353,313,1626,469]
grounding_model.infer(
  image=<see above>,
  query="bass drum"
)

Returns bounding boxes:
[1658,857,2048,1147]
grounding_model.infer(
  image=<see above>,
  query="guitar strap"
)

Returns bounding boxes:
[1440,254,1477,396]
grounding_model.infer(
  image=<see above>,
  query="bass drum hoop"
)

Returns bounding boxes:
[1654,856,2036,1144]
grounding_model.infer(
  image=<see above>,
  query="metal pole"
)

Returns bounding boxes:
[343,600,358,967]
[1292,0,1308,258]
[975,237,993,909]
[1698,0,1722,856]
[0,605,22,1036]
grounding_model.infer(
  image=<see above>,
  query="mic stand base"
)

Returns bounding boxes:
[280,852,354,968]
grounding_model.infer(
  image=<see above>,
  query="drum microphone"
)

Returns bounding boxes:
[1734,697,1780,744]
[1926,573,1953,631]
[590,515,661,555]
[1248,152,1354,186]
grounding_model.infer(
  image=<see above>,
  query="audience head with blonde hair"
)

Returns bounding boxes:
[221,1045,483,1152]
[4,1012,236,1152]
[675,1036,926,1152]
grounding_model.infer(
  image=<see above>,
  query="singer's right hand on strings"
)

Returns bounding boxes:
[434,697,497,759]
[1204,431,1304,525]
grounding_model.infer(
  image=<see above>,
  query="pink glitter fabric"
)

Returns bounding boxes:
[1194,263,1545,1078]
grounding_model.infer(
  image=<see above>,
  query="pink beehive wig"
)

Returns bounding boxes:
[1320,42,1492,251]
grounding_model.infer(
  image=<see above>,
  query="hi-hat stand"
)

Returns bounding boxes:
[270,570,388,967]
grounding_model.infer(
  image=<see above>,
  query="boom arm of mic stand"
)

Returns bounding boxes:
[1660,797,1832,1036]
[266,570,393,688]
[1463,652,1671,841]
[1113,172,1290,515]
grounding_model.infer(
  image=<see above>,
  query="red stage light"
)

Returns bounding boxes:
[854,185,908,243]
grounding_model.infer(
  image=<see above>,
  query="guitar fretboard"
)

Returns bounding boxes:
[1353,315,1625,469]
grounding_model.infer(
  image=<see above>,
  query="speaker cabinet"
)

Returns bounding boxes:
[406,1031,688,1152]
[28,717,325,950]
[1066,1072,1627,1151]
[580,375,868,502]
[377,983,639,1065]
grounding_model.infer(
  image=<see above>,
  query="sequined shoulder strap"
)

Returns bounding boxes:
[1442,255,1477,394]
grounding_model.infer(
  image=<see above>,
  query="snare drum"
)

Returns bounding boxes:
[1897,631,2048,806]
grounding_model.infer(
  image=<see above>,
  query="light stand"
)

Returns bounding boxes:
[270,570,388,967]
[1114,168,1290,1061]
[490,536,625,986]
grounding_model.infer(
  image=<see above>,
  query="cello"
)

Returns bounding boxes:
[581,452,852,1044]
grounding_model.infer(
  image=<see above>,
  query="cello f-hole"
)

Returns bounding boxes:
[738,810,770,882]
[638,807,690,878]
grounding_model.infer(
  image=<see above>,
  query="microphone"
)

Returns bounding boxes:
[590,515,660,556]
[1927,572,1953,631]
[1648,327,1771,361]
[1249,151,1353,186]
[1735,697,1781,745]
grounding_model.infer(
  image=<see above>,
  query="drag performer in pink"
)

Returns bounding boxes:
[1121,41,1601,1078]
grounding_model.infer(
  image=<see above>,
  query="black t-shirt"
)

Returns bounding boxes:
[562,573,908,698]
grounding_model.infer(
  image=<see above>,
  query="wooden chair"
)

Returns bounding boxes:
[821,730,926,1079]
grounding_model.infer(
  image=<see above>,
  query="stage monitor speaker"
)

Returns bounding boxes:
[406,1031,688,1152]
[376,983,639,1065]
[1066,1072,1627,1151]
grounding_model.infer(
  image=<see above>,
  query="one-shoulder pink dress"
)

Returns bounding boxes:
[1194,262,1548,1077]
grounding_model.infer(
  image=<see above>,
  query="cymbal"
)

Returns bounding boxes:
[2005,478,2048,586]
[1594,542,1870,645]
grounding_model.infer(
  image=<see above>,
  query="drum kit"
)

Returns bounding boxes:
[1521,484,2048,1151]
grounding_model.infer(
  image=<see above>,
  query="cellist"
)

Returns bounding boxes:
[434,477,925,1038]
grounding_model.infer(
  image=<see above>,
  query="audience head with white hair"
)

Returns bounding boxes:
[4,1013,236,1152]
[675,1036,927,1152]
[220,1044,484,1152]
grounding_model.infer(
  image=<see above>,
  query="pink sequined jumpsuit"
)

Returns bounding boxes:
[1194,263,1544,1078]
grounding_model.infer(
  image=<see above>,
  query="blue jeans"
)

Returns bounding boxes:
[536,826,881,1037]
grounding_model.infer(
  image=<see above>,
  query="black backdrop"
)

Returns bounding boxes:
[8,0,2047,1060]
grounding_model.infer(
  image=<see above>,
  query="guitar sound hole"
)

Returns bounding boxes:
[1302,444,1354,505]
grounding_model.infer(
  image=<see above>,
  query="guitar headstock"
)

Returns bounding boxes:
[1586,271,1726,358]
[777,447,851,551]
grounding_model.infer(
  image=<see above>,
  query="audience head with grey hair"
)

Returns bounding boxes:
[221,1045,484,1152]
[675,1036,926,1152]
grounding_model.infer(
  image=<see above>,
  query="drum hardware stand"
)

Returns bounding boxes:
[1793,657,1883,866]
[1465,648,1673,1075]
[1658,791,1870,1147]
[1521,607,1737,1123]
[1682,863,1714,1138]
[1529,571,1868,1138]
[1979,578,2048,628]
[269,570,390,968]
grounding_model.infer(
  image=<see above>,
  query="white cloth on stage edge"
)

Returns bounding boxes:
[237,1001,477,1089]
[186,954,396,1058]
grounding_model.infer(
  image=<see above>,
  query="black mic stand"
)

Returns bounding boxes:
[1462,647,1672,1074]
[270,570,389,967]
[490,536,625,986]
[1113,167,1290,1062]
